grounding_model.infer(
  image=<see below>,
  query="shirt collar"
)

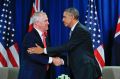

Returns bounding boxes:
[71,21,79,31]
[34,28,42,37]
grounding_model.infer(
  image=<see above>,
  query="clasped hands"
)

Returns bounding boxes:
[52,57,64,66]
[27,44,64,66]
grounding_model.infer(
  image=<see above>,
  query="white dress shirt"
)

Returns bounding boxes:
[35,28,53,64]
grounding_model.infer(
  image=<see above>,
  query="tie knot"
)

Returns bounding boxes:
[42,31,47,37]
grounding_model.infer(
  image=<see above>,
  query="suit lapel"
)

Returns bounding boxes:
[32,29,50,47]
[70,22,80,37]
[32,29,44,47]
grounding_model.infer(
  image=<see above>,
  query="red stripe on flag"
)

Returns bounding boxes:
[6,47,18,67]
[36,0,38,10]
[28,7,35,32]
[28,24,33,32]
[116,22,120,33]
[0,52,7,67]
[94,49,105,67]
[14,43,19,53]
[31,7,35,17]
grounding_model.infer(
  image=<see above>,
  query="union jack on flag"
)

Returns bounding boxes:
[85,0,105,70]
[28,0,40,32]
[112,16,120,66]
[114,17,120,38]
[0,0,19,67]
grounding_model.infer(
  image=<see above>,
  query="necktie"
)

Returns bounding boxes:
[42,32,49,70]
[69,30,72,39]
[42,32,47,48]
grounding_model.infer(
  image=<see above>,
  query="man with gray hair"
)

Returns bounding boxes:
[18,11,64,79]
[28,8,101,79]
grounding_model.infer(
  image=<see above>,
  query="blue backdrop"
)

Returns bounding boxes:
[15,0,120,78]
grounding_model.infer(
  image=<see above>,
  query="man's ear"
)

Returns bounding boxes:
[71,15,75,20]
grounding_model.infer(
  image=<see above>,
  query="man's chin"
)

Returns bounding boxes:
[45,28,48,31]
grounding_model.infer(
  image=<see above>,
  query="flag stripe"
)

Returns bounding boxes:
[14,43,19,53]
[0,43,13,67]
[36,0,38,11]
[38,0,40,11]
[97,45,105,61]
[94,50,105,67]
[6,48,18,67]
[115,20,120,37]
[33,3,37,12]
[0,52,7,66]
[28,6,35,32]
[29,7,35,25]
[115,31,120,38]
[116,23,120,33]
[9,45,19,66]
[118,17,120,24]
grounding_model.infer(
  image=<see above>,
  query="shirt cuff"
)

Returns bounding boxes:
[61,59,64,65]
[44,48,47,54]
[48,57,53,64]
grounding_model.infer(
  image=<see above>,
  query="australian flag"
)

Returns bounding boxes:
[112,16,120,66]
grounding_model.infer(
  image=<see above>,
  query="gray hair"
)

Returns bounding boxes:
[64,8,79,20]
[30,11,46,24]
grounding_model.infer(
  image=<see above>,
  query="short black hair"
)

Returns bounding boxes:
[64,7,79,20]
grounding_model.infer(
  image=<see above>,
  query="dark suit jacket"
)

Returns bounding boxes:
[18,29,50,79]
[46,22,101,79]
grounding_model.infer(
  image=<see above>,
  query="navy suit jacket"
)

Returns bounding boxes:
[18,29,50,79]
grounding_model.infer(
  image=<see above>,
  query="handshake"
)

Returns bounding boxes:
[52,57,64,66]
[27,44,64,66]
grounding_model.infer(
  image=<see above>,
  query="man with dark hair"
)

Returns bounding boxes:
[28,8,101,79]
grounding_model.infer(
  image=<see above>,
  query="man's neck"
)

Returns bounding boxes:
[70,20,78,28]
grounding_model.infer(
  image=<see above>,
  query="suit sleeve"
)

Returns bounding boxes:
[47,27,91,56]
[22,33,49,64]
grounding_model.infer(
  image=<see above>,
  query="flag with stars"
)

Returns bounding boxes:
[0,0,19,67]
[85,0,105,70]
[28,0,40,32]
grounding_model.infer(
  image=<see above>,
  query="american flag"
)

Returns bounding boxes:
[28,0,40,32]
[0,0,19,67]
[85,0,105,70]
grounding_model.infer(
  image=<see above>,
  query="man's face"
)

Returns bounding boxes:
[37,13,49,31]
[62,12,73,27]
